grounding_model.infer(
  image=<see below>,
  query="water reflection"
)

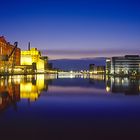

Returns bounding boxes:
[0,74,140,112]
[0,74,140,140]
[0,74,56,111]
[20,75,45,101]
[0,77,20,111]
[106,76,140,95]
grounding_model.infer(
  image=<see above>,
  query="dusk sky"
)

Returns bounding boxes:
[1,0,140,59]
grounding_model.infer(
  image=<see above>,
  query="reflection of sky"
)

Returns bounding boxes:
[46,86,106,94]
[0,0,140,59]
[50,78,105,89]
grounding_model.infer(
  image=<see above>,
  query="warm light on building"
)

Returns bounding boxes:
[21,55,32,65]
[0,36,20,74]
[21,48,45,72]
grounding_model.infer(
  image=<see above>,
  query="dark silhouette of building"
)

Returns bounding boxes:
[89,64,105,74]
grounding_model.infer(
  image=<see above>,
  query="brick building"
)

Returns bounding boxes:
[0,36,20,73]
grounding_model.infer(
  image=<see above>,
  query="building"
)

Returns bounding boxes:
[40,56,49,70]
[47,63,53,70]
[21,47,47,73]
[0,36,20,73]
[89,64,105,74]
[106,55,140,76]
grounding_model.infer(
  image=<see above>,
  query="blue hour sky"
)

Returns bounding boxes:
[0,0,140,59]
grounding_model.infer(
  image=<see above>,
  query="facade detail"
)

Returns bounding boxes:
[106,55,140,76]
[21,48,47,72]
[0,36,20,73]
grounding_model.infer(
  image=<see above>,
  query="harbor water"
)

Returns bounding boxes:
[0,74,140,139]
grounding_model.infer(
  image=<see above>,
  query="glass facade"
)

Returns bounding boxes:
[106,55,140,76]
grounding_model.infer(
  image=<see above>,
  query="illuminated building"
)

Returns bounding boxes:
[21,47,47,73]
[106,55,140,76]
[89,64,105,74]
[0,36,20,73]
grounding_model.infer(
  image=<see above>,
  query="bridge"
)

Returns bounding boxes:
[57,71,89,78]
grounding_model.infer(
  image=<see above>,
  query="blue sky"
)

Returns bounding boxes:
[1,0,140,59]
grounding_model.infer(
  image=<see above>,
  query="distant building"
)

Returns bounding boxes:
[89,64,105,74]
[106,55,140,76]
[0,36,20,73]
[21,47,46,72]
[47,63,53,70]
[40,56,49,70]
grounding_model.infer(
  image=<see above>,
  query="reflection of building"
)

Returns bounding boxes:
[89,75,105,89]
[0,36,20,73]
[0,78,20,111]
[21,47,46,73]
[106,55,140,76]
[20,75,45,101]
[0,74,49,109]
[89,64,105,74]
[89,74,105,81]
[106,76,140,95]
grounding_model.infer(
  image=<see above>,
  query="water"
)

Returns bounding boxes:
[0,74,140,140]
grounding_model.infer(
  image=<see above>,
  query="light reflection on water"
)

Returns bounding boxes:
[0,74,140,139]
[0,74,140,112]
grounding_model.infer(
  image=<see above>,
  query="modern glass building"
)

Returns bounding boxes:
[106,55,140,76]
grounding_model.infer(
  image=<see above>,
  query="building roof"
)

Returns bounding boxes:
[125,55,139,58]
[0,36,7,44]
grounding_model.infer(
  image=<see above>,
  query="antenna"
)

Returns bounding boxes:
[28,42,31,50]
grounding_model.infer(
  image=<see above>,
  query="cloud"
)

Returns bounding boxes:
[41,49,140,59]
